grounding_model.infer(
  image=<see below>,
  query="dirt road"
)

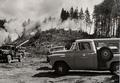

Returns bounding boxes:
[0,57,118,83]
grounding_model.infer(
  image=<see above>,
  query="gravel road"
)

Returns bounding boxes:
[0,57,118,83]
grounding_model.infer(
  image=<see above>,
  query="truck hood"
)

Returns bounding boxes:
[51,50,70,54]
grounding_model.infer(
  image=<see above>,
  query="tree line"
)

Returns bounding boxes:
[60,0,120,38]
[60,7,91,23]
[93,0,120,38]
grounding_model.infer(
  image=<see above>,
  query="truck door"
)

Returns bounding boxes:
[75,41,97,69]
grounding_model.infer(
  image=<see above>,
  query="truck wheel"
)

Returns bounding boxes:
[110,63,120,76]
[54,62,69,75]
[99,48,113,61]
[7,55,12,63]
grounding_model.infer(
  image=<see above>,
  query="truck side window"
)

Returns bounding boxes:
[73,43,79,51]
[78,42,91,51]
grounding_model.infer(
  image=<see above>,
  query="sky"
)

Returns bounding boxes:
[0,0,104,20]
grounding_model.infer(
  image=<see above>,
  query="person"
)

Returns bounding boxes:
[84,43,91,50]
[79,42,91,51]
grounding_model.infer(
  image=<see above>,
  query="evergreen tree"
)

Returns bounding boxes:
[60,8,69,21]
[85,8,91,23]
[73,7,79,19]
[79,8,84,20]
[0,19,7,31]
[70,7,74,19]
[66,11,70,19]
[85,8,91,33]
[60,8,65,21]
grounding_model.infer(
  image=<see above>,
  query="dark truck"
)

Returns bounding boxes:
[0,40,28,63]
[0,44,23,63]
[47,38,120,75]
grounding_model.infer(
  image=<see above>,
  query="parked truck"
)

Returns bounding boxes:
[47,38,120,75]
[0,40,29,63]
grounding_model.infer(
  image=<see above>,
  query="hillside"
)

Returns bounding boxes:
[22,27,94,57]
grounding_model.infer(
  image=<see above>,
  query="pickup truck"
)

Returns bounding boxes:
[47,38,120,75]
[0,44,23,63]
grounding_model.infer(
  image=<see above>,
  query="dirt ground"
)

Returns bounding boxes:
[0,57,119,83]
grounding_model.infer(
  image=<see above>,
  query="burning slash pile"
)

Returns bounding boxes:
[0,19,40,46]
[0,19,41,58]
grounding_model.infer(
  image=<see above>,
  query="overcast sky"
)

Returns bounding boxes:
[0,0,104,20]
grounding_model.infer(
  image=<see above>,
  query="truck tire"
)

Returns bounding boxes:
[110,62,120,76]
[54,62,69,75]
[98,48,113,62]
[7,55,12,63]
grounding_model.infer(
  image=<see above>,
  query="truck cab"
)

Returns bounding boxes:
[69,40,97,69]
[48,38,120,75]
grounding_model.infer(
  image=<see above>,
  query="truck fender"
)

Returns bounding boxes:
[107,61,120,69]
[53,60,70,69]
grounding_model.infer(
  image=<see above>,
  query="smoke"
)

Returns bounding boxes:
[0,29,9,46]
[0,18,41,46]
[40,18,94,34]
[4,19,23,35]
